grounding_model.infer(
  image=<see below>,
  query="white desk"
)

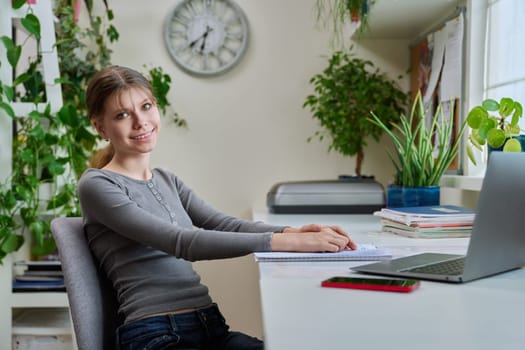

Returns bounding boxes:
[253,212,525,350]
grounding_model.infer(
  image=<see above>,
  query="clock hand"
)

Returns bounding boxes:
[200,26,214,53]
[189,25,213,50]
[189,34,204,49]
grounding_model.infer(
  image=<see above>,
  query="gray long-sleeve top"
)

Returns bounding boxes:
[78,168,285,322]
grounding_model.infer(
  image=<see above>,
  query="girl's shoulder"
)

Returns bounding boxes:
[80,168,124,183]
[151,168,183,187]
[152,167,174,177]
[78,168,125,191]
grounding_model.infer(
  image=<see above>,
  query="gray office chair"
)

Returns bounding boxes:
[51,217,122,350]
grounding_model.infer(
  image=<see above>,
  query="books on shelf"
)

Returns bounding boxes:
[374,205,475,238]
[13,260,65,292]
[254,244,392,262]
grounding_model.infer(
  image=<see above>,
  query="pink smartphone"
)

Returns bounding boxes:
[321,276,420,293]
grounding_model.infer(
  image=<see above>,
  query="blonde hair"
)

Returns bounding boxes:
[86,65,156,168]
[89,144,115,169]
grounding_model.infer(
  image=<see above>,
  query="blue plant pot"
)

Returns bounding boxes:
[386,185,440,208]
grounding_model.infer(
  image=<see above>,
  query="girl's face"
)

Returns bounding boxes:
[92,87,161,158]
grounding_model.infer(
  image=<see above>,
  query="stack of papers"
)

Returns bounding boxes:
[374,205,475,238]
[254,244,392,262]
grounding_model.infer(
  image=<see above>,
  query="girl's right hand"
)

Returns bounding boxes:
[270,226,353,252]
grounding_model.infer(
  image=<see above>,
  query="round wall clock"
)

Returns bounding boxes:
[163,0,249,76]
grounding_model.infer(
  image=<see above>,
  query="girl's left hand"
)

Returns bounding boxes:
[282,224,358,250]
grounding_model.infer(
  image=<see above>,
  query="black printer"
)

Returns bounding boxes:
[266,176,385,214]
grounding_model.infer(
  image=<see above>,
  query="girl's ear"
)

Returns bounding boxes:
[92,119,107,140]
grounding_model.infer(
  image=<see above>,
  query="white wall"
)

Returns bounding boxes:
[102,0,410,338]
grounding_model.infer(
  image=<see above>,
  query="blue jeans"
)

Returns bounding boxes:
[116,304,264,350]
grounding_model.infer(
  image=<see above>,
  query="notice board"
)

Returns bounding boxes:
[409,9,465,172]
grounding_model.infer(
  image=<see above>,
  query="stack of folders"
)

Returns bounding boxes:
[373,205,476,238]
[12,260,65,292]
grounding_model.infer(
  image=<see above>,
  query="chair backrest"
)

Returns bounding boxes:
[51,217,121,350]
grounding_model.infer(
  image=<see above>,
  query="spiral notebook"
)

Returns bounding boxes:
[254,244,392,262]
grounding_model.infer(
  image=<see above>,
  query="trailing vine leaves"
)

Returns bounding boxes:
[0,0,185,262]
[147,66,187,128]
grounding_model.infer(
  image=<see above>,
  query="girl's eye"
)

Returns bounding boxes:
[143,102,152,111]
[116,111,129,120]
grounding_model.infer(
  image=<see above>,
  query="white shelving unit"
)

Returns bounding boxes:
[0,2,72,349]
[0,254,73,350]
[12,308,73,350]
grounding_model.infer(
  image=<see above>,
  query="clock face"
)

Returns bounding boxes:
[164,0,249,76]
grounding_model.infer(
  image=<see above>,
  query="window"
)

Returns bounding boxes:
[464,0,524,177]
[485,0,525,108]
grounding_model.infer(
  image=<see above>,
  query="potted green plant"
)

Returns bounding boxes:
[466,97,523,165]
[313,0,372,47]
[303,49,407,176]
[368,91,467,207]
[347,0,370,23]
[0,0,184,264]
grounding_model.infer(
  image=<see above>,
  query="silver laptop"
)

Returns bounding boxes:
[352,152,525,283]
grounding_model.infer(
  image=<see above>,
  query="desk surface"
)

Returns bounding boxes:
[253,212,525,350]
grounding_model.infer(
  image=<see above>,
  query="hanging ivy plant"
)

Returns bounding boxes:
[314,0,372,48]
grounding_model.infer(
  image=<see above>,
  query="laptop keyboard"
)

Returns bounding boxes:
[403,257,465,275]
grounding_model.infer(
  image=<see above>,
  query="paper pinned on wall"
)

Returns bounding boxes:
[422,12,464,105]
[440,12,464,102]
[423,27,446,104]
